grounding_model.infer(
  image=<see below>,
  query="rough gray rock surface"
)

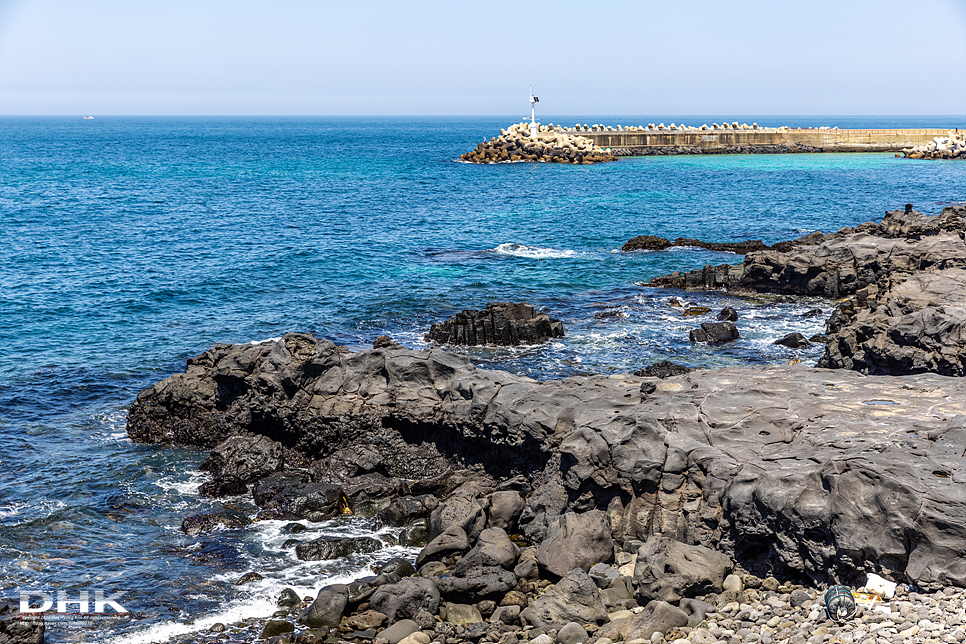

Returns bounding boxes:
[425,302,564,347]
[369,577,441,623]
[519,569,608,629]
[299,584,348,629]
[645,205,966,376]
[535,510,614,578]
[128,333,966,590]
[633,536,732,603]
[595,599,689,641]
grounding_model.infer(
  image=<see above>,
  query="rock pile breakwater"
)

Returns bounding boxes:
[901,131,966,159]
[643,204,966,376]
[460,122,617,164]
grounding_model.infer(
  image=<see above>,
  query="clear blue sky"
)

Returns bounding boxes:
[1,0,964,115]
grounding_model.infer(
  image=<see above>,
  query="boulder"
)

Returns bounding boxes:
[774,332,811,349]
[556,622,589,644]
[443,602,483,626]
[425,302,565,346]
[299,584,348,629]
[689,321,739,343]
[180,509,251,535]
[198,434,284,496]
[520,569,608,629]
[435,564,517,600]
[416,524,470,568]
[375,619,419,644]
[295,536,383,561]
[594,600,689,641]
[370,577,441,623]
[536,511,614,578]
[484,491,525,532]
[428,493,486,541]
[718,306,739,321]
[454,527,519,570]
[633,536,733,604]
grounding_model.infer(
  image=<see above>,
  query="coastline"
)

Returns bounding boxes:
[121,205,966,644]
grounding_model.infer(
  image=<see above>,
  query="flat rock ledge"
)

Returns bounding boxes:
[642,204,966,376]
[128,335,966,594]
[460,122,617,164]
[425,302,564,347]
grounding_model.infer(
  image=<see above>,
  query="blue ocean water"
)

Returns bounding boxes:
[1,115,963,642]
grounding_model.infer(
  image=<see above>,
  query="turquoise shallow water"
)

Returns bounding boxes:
[0,115,964,642]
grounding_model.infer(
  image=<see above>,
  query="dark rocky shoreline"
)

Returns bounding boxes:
[121,205,966,644]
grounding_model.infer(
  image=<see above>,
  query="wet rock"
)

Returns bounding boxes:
[681,306,712,317]
[633,360,691,379]
[180,509,252,535]
[774,332,811,349]
[260,619,295,638]
[623,235,673,251]
[633,536,732,603]
[425,302,565,347]
[235,571,263,585]
[536,510,614,578]
[369,577,441,623]
[198,434,284,496]
[718,306,739,321]
[689,321,739,343]
[520,569,608,629]
[277,588,301,608]
[295,536,383,561]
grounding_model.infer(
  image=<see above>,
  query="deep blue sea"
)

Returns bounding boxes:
[1,115,964,642]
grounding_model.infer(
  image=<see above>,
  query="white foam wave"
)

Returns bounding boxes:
[153,470,209,497]
[101,595,279,644]
[492,243,579,259]
[248,336,282,345]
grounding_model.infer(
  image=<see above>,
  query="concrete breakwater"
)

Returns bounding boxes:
[901,130,966,159]
[460,121,617,164]
[558,122,952,155]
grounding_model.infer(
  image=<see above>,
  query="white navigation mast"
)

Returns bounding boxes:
[529,86,539,136]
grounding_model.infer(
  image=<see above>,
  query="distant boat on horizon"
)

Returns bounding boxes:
[82,116,94,120]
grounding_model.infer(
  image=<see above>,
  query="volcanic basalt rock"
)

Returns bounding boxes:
[460,122,617,165]
[128,333,966,590]
[642,204,966,376]
[425,302,564,347]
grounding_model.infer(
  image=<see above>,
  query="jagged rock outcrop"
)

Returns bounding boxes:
[425,302,564,347]
[643,205,966,375]
[128,335,966,590]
